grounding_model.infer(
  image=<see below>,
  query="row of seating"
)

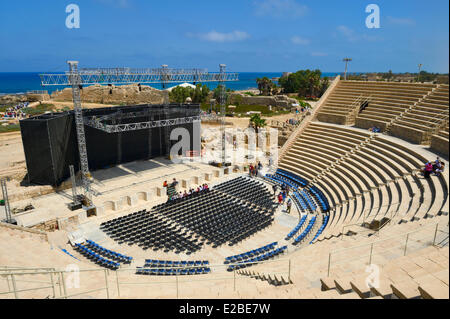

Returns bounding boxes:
[101,210,203,254]
[266,173,299,190]
[309,215,329,244]
[85,240,132,264]
[227,246,288,272]
[292,191,309,212]
[144,259,209,268]
[285,215,308,240]
[309,186,330,212]
[277,122,449,240]
[276,169,309,187]
[224,242,278,264]
[149,183,275,248]
[136,267,211,276]
[300,190,317,211]
[74,243,120,270]
[293,216,317,245]
[214,177,275,210]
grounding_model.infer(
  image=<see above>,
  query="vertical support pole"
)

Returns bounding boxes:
[6,274,11,292]
[61,271,68,299]
[327,253,331,277]
[404,234,410,256]
[50,272,56,298]
[104,269,110,299]
[58,271,63,297]
[10,274,18,299]
[69,165,79,205]
[368,243,374,265]
[233,269,236,291]
[288,259,291,283]
[116,270,120,298]
[176,274,179,299]
[433,223,439,246]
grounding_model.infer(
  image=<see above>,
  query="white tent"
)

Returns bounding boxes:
[165,83,197,92]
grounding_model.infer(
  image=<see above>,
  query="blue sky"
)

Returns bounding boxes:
[0,0,448,73]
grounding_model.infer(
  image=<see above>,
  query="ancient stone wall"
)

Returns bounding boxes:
[229,93,298,108]
[51,84,168,105]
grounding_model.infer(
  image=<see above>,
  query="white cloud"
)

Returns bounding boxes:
[336,25,380,43]
[291,36,310,45]
[337,25,358,42]
[187,30,250,43]
[310,52,328,57]
[254,0,308,18]
[387,16,416,26]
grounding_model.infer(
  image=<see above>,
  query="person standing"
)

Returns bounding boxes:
[286,199,292,214]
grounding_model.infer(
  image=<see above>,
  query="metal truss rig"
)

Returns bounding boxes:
[40,67,239,86]
[84,115,201,133]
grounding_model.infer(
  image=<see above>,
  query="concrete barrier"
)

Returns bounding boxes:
[214,169,224,178]
[96,205,105,216]
[193,175,204,185]
[104,201,115,212]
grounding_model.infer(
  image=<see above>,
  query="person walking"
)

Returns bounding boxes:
[286,199,292,214]
[272,184,278,196]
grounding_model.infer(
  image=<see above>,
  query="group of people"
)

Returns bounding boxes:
[1,102,29,120]
[249,162,263,177]
[422,157,446,178]
[163,177,210,202]
[273,183,292,213]
[171,184,210,201]
[286,118,300,126]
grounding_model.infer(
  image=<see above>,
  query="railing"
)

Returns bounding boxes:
[350,94,372,119]
[0,257,291,299]
[327,221,448,276]
[339,202,401,237]
[424,110,449,141]
[384,84,439,134]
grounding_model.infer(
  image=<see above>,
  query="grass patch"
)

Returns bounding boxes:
[22,103,56,116]
[0,105,13,112]
[0,124,21,134]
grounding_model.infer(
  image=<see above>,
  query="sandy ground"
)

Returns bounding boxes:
[0,131,26,180]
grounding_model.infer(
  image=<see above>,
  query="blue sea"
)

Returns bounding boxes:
[0,72,342,95]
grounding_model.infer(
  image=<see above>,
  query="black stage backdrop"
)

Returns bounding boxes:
[20,104,200,186]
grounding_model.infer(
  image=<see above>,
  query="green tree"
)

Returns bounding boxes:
[256,77,274,96]
[278,69,328,99]
[249,113,267,134]
[169,84,210,103]
[169,86,192,103]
